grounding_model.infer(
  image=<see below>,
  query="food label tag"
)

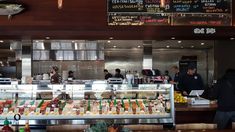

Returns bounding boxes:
[24,108,29,115]
[3,108,8,114]
[14,108,19,114]
[80,108,84,115]
[111,107,116,114]
[46,107,50,114]
[54,108,59,115]
[136,107,140,114]
[128,108,132,114]
[120,108,124,114]
[144,107,148,113]
[36,108,41,114]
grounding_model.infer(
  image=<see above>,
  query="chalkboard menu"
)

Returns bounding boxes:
[108,0,232,26]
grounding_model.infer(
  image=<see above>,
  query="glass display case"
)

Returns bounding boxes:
[0,83,175,127]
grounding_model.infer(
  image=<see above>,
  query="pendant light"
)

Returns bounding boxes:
[58,0,63,9]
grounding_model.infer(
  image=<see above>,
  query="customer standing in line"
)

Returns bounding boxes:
[210,69,235,129]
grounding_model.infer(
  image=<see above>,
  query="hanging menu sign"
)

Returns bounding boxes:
[108,0,232,26]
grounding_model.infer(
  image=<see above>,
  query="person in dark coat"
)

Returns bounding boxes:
[104,69,113,80]
[170,65,182,91]
[210,69,235,129]
[50,66,61,84]
[114,68,124,79]
[178,65,204,96]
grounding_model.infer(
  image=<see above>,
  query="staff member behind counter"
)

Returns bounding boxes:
[50,66,62,84]
[178,65,204,96]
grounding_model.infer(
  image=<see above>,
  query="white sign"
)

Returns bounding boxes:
[193,28,216,34]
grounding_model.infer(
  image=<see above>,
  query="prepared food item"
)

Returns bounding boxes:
[174,92,187,103]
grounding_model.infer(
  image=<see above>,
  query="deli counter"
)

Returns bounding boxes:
[0,83,175,128]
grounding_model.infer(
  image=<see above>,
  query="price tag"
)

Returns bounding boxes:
[144,107,148,113]
[111,107,116,114]
[24,108,29,115]
[128,107,132,114]
[3,108,8,114]
[80,108,84,115]
[54,108,59,115]
[35,108,41,115]
[152,106,156,113]
[136,107,140,114]
[45,107,50,115]
[14,108,19,114]
[120,108,124,114]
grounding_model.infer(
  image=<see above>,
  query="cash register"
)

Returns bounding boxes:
[188,90,210,105]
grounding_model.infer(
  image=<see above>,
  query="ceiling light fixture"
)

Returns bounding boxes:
[191,46,194,48]
[171,37,175,40]
[74,43,78,50]
[138,45,141,48]
[178,40,182,43]
[201,42,205,45]
[45,37,50,40]
[58,0,63,9]
[166,45,170,48]
[0,40,3,43]
[107,40,111,43]
[180,46,184,49]
[109,37,114,40]
[230,37,235,40]
[113,46,117,48]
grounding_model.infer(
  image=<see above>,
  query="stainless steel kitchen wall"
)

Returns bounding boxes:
[105,49,143,75]
[32,61,104,80]
[152,48,214,85]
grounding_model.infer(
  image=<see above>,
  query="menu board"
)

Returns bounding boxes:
[108,0,232,26]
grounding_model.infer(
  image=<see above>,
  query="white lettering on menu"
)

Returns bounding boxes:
[194,28,216,34]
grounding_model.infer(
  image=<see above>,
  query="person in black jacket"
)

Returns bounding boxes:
[114,68,124,79]
[178,65,204,96]
[211,69,235,129]
[104,69,113,80]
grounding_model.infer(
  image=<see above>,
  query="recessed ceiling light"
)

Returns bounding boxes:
[138,45,141,48]
[181,46,184,49]
[0,40,4,43]
[45,37,50,39]
[166,45,170,48]
[35,40,39,43]
[201,42,205,45]
[109,37,114,40]
[72,41,75,43]
[191,45,194,48]
[178,40,182,43]
[171,37,175,40]
[230,37,235,40]
[113,45,117,48]
[107,40,111,43]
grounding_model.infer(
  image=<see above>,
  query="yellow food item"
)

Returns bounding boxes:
[174,92,187,103]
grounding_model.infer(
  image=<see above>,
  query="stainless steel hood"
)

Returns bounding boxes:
[143,41,152,69]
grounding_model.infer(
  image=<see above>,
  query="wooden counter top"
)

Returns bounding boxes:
[175,103,217,123]
[175,103,217,112]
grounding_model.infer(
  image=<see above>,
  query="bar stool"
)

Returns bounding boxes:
[175,123,217,130]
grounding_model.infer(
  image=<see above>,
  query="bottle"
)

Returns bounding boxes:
[24,120,30,132]
[1,118,13,132]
